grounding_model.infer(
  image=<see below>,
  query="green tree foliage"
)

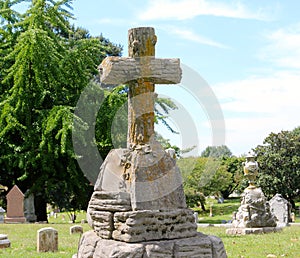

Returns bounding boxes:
[201,145,232,158]
[0,0,122,221]
[254,128,300,207]
[218,156,245,198]
[178,145,244,208]
[178,156,232,208]
[0,0,180,220]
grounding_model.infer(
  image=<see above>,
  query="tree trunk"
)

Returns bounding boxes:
[34,193,48,222]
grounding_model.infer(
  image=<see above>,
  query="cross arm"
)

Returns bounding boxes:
[98,56,182,85]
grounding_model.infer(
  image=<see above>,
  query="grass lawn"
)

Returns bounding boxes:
[200,226,300,258]
[1,221,299,257]
[0,201,299,257]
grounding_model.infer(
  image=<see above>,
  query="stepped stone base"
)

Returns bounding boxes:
[4,217,26,223]
[76,230,227,258]
[0,234,10,249]
[87,189,198,242]
[226,227,282,235]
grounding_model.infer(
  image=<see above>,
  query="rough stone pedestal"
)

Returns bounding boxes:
[77,230,226,258]
[76,147,227,257]
[226,187,279,235]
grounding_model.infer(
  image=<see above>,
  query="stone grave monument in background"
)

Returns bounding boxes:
[226,152,279,235]
[0,207,5,223]
[269,193,291,226]
[76,27,227,257]
[24,190,37,223]
[4,185,26,223]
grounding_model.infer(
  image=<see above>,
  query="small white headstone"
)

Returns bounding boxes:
[37,227,58,252]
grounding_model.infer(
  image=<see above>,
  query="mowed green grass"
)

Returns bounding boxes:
[200,226,300,258]
[0,222,91,258]
[1,223,299,257]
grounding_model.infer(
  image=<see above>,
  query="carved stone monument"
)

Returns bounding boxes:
[76,27,227,257]
[4,185,26,223]
[226,152,279,235]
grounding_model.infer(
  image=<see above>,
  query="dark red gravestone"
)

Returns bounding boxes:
[4,185,26,223]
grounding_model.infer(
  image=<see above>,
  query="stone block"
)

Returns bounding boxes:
[129,142,187,211]
[88,210,113,239]
[94,149,130,193]
[0,234,10,249]
[208,235,228,258]
[113,209,197,242]
[77,231,101,258]
[70,225,83,235]
[75,231,227,258]
[94,239,144,258]
[144,241,174,257]
[37,227,58,252]
[174,233,212,258]
[88,191,131,212]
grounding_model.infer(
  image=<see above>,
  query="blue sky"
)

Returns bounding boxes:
[71,0,300,156]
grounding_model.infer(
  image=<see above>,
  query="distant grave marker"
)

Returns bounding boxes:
[37,227,58,252]
[70,225,83,235]
[0,207,5,223]
[24,191,37,222]
[4,185,26,223]
[269,193,291,226]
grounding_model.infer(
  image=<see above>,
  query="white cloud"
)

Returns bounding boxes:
[213,71,300,155]
[139,0,271,21]
[167,27,228,48]
[260,23,300,68]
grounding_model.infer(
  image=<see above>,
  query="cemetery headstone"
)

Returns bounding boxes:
[76,27,227,258]
[269,193,291,226]
[0,207,5,223]
[226,152,279,235]
[24,191,37,223]
[37,227,58,252]
[4,185,26,223]
[0,234,10,249]
[70,225,83,235]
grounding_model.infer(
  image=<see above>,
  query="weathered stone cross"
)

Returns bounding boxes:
[99,27,181,146]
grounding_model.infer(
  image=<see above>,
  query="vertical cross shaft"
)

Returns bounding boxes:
[127,27,157,146]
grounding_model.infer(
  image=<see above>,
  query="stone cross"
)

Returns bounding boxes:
[99,27,181,146]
